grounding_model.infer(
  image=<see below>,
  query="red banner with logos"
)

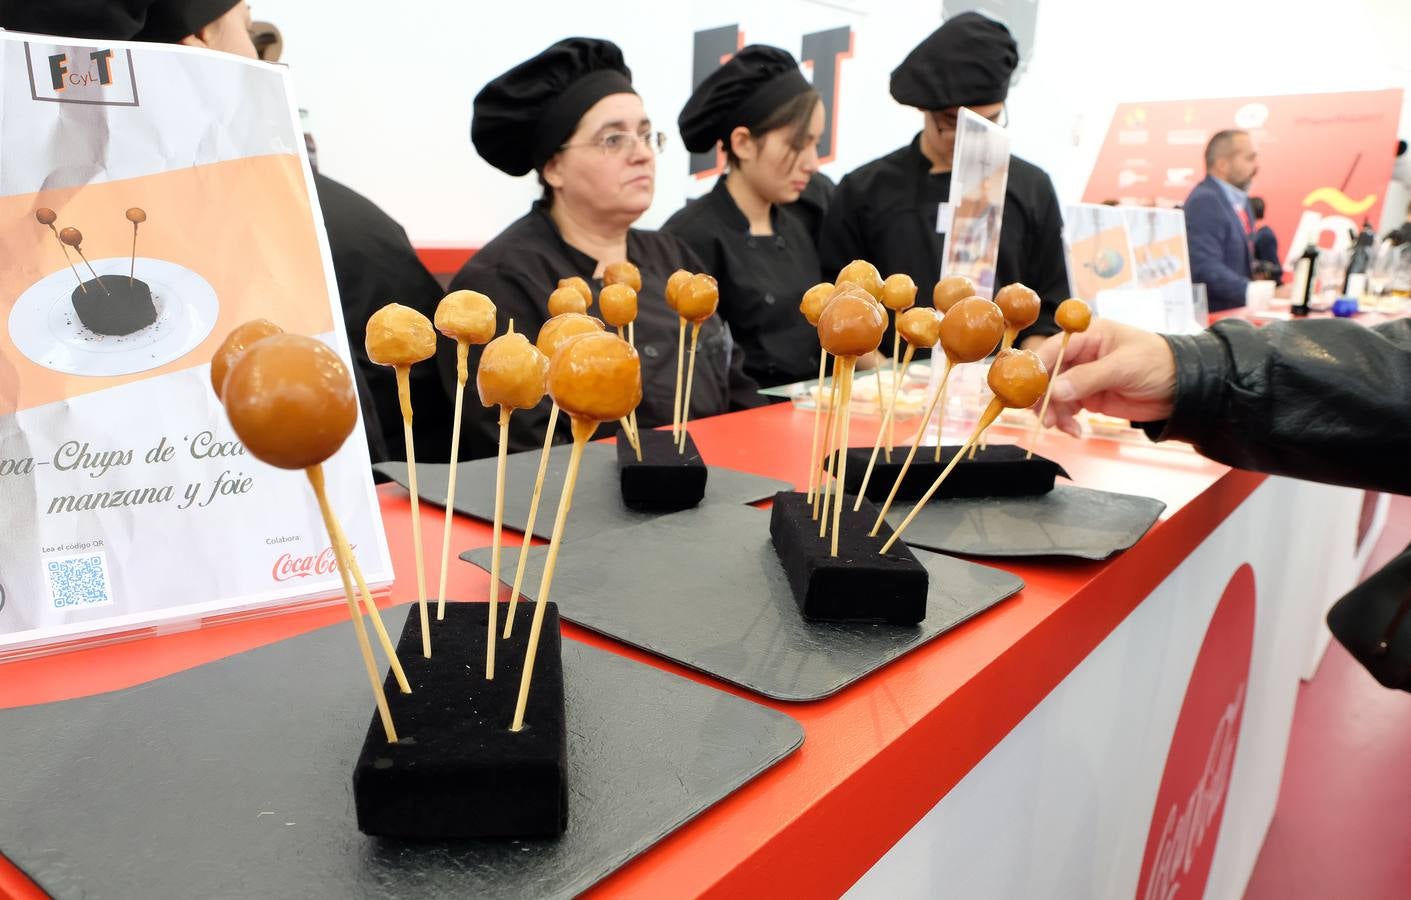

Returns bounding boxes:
[1084,90,1404,266]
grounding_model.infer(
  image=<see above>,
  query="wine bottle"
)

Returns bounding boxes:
[1342,219,1376,296]
[1292,243,1319,316]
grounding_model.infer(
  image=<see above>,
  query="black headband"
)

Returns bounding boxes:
[532,69,637,170]
[733,68,814,139]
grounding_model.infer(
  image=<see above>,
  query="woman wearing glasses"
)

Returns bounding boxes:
[818,12,1069,349]
[445,38,759,457]
[661,45,834,388]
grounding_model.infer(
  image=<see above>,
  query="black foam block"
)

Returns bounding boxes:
[768,491,927,625]
[353,602,567,839]
[616,429,708,512]
[838,443,1069,502]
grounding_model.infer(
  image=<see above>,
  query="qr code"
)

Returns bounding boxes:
[45,552,113,609]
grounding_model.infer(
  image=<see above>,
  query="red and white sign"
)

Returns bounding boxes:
[1137,564,1256,900]
[1084,90,1404,266]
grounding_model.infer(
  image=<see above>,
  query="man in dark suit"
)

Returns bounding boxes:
[1185,130,1260,311]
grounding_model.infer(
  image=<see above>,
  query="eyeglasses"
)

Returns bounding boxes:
[929,106,1008,130]
[560,131,668,158]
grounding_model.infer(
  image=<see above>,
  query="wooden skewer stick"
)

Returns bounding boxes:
[436,340,470,621]
[881,399,1004,554]
[505,402,559,638]
[331,515,411,694]
[60,229,109,296]
[970,326,1019,460]
[485,405,513,679]
[37,213,85,292]
[511,417,595,732]
[829,357,858,557]
[804,349,828,504]
[613,326,640,455]
[620,416,642,461]
[1027,332,1072,460]
[671,318,687,439]
[626,320,640,457]
[854,344,916,511]
[126,208,147,287]
[677,322,702,453]
[886,319,900,462]
[872,358,954,536]
[814,367,842,522]
[932,369,954,463]
[816,370,845,536]
[306,464,397,742]
[395,365,432,658]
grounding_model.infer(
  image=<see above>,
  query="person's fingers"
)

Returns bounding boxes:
[1031,332,1065,370]
[1050,355,1127,404]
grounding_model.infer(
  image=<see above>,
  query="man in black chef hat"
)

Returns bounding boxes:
[446,37,760,458]
[818,11,1068,347]
[1,0,454,465]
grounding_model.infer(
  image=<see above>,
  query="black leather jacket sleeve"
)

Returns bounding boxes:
[1148,317,1411,494]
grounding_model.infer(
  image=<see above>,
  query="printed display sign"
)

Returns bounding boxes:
[0,33,390,655]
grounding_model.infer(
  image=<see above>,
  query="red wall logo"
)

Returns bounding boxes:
[1136,563,1257,900]
[271,547,340,582]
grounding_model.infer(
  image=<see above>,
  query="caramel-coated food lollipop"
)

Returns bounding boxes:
[880,273,918,459]
[933,274,976,313]
[125,207,146,285]
[871,296,1005,534]
[811,283,870,520]
[665,269,693,433]
[882,349,1049,554]
[366,302,438,657]
[675,273,719,453]
[994,282,1041,351]
[431,290,498,622]
[973,281,1041,458]
[815,290,887,556]
[547,285,589,317]
[854,306,942,510]
[210,318,284,398]
[836,259,884,301]
[1027,298,1093,459]
[477,325,550,678]
[36,208,85,291]
[512,331,641,732]
[59,227,109,296]
[799,281,835,505]
[222,333,403,741]
[599,282,642,456]
[559,276,593,309]
[504,312,606,638]
[603,260,643,293]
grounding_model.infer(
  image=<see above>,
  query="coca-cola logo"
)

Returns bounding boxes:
[1136,564,1257,900]
[271,547,340,582]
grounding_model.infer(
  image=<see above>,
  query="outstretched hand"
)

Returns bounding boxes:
[1031,319,1178,437]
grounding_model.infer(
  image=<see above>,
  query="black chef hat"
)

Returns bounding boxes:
[0,0,243,44]
[677,44,813,154]
[472,37,637,177]
[889,12,1019,110]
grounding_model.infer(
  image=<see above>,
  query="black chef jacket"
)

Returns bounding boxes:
[315,172,451,464]
[819,135,1068,346]
[443,202,763,459]
[782,171,835,248]
[663,178,822,387]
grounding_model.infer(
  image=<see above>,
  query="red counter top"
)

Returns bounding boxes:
[0,403,1258,898]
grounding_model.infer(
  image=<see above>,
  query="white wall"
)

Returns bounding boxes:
[257,0,1411,247]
